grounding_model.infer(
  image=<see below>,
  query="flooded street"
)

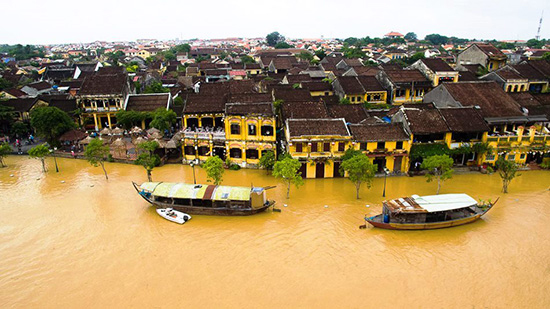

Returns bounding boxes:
[1,156,549,308]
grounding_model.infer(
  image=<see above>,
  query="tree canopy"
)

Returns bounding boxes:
[259,150,276,172]
[150,108,176,132]
[28,143,50,172]
[421,155,454,194]
[0,142,12,167]
[275,42,294,49]
[84,139,110,180]
[424,34,449,45]
[202,156,224,185]
[0,105,16,134]
[273,157,303,199]
[30,106,75,146]
[266,32,285,47]
[495,157,520,193]
[135,141,160,182]
[404,32,417,41]
[143,82,170,94]
[341,153,377,199]
[116,110,150,129]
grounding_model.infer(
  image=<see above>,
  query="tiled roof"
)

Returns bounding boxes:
[183,94,226,114]
[281,101,328,121]
[226,102,274,116]
[421,58,454,72]
[287,118,349,137]
[357,76,385,92]
[337,76,365,94]
[0,98,38,112]
[227,93,272,103]
[326,104,369,124]
[273,87,313,102]
[438,107,490,132]
[401,104,449,135]
[79,72,127,95]
[349,123,409,142]
[126,93,170,112]
[385,69,429,83]
[511,63,546,80]
[474,43,505,58]
[302,81,332,92]
[48,98,77,113]
[443,81,524,118]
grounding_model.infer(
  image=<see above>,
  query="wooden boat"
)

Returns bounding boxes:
[365,194,497,230]
[133,181,275,216]
[156,208,191,224]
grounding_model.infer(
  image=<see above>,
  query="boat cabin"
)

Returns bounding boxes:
[139,182,269,210]
[382,194,480,224]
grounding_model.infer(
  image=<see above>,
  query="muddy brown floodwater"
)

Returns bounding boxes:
[0,156,549,308]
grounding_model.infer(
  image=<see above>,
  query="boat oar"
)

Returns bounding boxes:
[272,207,282,213]
[359,224,367,229]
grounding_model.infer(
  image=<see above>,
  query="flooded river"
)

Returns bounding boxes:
[1,156,549,308]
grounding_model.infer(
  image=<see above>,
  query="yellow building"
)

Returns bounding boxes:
[285,118,352,178]
[349,123,411,173]
[410,58,460,87]
[334,76,387,105]
[483,124,550,165]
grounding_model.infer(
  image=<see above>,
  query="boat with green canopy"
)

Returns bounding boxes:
[133,182,275,216]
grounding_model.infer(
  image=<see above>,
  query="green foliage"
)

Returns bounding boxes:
[228,163,241,170]
[275,42,294,49]
[135,141,160,182]
[116,110,150,129]
[339,97,351,105]
[472,142,493,155]
[315,49,326,60]
[266,32,285,47]
[342,46,366,59]
[84,139,110,179]
[0,44,45,60]
[143,82,170,94]
[421,155,454,194]
[172,44,191,54]
[341,153,377,199]
[0,105,16,133]
[296,51,313,62]
[340,148,363,163]
[0,77,13,91]
[173,96,184,106]
[476,66,489,76]
[240,55,256,64]
[202,156,224,185]
[11,121,29,137]
[526,39,548,49]
[424,34,449,45]
[273,157,303,199]
[259,150,276,172]
[30,106,75,146]
[0,142,12,167]
[273,99,284,114]
[404,32,417,41]
[408,52,425,64]
[410,143,450,159]
[542,52,550,61]
[292,83,301,89]
[150,108,176,132]
[497,42,516,50]
[495,157,520,193]
[28,143,50,172]
[104,50,125,66]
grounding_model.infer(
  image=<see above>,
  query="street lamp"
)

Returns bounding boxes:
[190,158,199,184]
[382,167,390,197]
[49,147,59,172]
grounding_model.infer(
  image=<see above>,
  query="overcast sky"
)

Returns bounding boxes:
[3,0,549,45]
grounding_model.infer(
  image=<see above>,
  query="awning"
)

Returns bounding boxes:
[140,182,252,201]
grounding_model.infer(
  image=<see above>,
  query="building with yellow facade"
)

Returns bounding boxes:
[457,43,507,72]
[410,58,459,87]
[332,76,387,105]
[377,69,431,104]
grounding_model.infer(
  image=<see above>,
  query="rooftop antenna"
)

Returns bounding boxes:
[536,10,543,41]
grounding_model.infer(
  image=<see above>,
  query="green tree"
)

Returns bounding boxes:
[28,143,50,172]
[273,157,303,199]
[240,55,256,64]
[404,32,418,41]
[0,77,13,91]
[259,150,276,173]
[202,156,224,185]
[526,39,545,49]
[173,96,184,106]
[425,34,449,46]
[542,52,550,61]
[143,82,170,94]
[150,108,176,132]
[495,157,521,193]
[135,141,160,182]
[0,105,15,133]
[266,32,284,47]
[275,42,293,49]
[341,153,377,199]
[296,51,313,62]
[172,44,191,54]
[116,110,149,129]
[408,51,425,64]
[315,49,326,60]
[30,106,75,146]
[0,142,12,167]
[421,155,454,194]
[84,139,110,180]
[11,121,29,138]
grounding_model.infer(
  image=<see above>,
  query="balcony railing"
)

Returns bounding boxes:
[183,127,226,140]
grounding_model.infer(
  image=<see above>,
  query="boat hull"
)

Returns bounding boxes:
[156,208,192,224]
[366,213,484,230]
[133,182,273,216]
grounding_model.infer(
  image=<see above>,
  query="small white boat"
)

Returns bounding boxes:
[156,208,192,224]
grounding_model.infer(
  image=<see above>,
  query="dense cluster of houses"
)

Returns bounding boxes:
[2,36,550,177]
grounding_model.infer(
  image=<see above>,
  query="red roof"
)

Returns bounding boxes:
[385,32,404,37]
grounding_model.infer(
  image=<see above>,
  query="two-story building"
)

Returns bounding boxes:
[409,58,459,87]
[456,43,507,72]
[480,67,529,93]
[332,76,387,104]
[377,69,431,104]
[76,68,131,130]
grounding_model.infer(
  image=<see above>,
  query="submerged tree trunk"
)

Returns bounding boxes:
[436,177,441,195]
[356,183,361,199]
[100,161,108,180]
[0,158,5,167]
[147,169,152,182]
[286,180,290,199]
[41,158,46,172]
[502,180,509,193]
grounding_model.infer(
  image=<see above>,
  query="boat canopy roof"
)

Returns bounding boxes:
[140,182,263,201]
[385,193,478,213]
